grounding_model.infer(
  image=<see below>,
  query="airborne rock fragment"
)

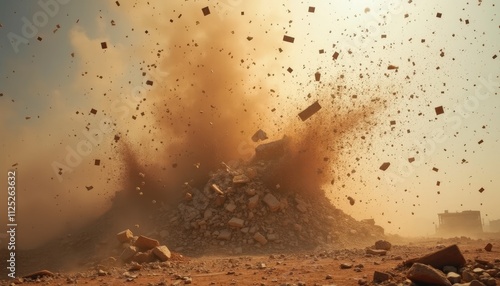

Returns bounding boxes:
[298,101,321,121]
[379,162,390,171]
[251,129,268,142]
[283,35,295,43]
[202,6,210,16]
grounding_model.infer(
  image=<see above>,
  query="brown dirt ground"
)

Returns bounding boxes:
[2,237,499,286]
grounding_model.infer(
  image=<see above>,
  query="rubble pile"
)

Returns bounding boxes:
[150,139,385,255]
[116,229,172,264]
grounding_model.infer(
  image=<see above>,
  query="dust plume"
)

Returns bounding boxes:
[114,1,286,204]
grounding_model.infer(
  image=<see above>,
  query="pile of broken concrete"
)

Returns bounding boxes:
[116,229,172,263]
[149,139,385,255]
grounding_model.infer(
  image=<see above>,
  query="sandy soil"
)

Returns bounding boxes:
[2,237,499,286]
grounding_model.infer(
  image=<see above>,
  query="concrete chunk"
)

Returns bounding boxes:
[132,250,156,264]
[404,244,466,269]
[233,174,250,184]
[375,240,392,251]
[283,35,294,43]
[407,263,451,286]
[253,232,268,245]
[298,101,321,121]
[134,235,160,250]
[117,229,133,243]
[484,243,493,252]
[263,193,281,211]
[254,138,286,161]
[152,245,171,262]
[228,217,245,228]
[447,272,461,284]
[373,271,390,283]
[120,246,138,262]
[366,248,387,256]
[248,195,259,209]
[218,229,231,240]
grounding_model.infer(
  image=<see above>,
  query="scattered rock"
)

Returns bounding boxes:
[152,245,172,261]
[405,244,466,269]
[228,217,245,228]
[340,263,353,269]
[373,271,391,283]
[407,263,452,286]
[253,232,268,245]
[263,193,281,211]
[375,240,392,251]
[132,250,156,263]
[447,272,461,284]
[485,243,493,252]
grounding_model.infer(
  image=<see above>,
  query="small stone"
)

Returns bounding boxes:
[373,271,390,283]
[326,274,333,279]
[132,250,156,264]
[183,276,193,284]
[267,234,278,241]
[375,240,392,251]
[225,203,237,212]
[253,232,268,245]
[340,263,353,269]
[248,195,259,209]
[228,217,245,228]
[462,270,476,282]
[473,268,485,274]
[218,229,231,240]
[447,272,461,284]
[134,235,160,250]
[484,243,493,252]
[233,174,250,184]
[128,262,142,271]
[246,188,257,196]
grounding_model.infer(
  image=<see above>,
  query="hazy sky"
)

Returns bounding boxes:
[0,0,498,248]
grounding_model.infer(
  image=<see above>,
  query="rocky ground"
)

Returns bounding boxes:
[1,237,499,286]
[2,140,499,285]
